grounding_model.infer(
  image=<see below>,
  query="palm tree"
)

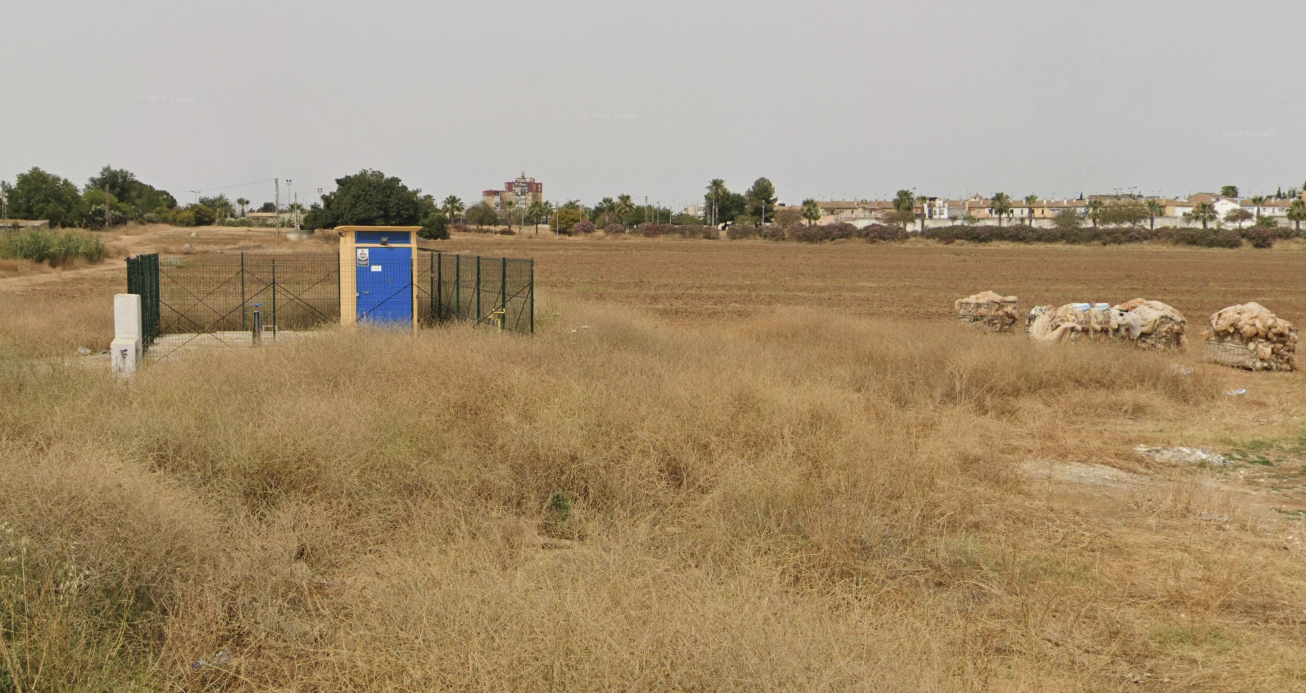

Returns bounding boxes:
[1086,199,1105,228]
[526,201,547,236]
[991,192,1012,227]
[598,197,616,225]
[1024,195,1039,226]
[441,195,465,223]
[706,179,727,226]
[616,194,635,228]
[503,199,515,234]
[1250,195,1265,223]
[236,197,249,218]
[1286,199,1306,233]
[801,198,821,226]
[1189,201,1217,229]
[1145,199,1163,231]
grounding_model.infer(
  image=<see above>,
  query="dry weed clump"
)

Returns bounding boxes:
[0,305,1302,690]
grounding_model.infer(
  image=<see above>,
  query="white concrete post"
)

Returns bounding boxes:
[111,294,142,376]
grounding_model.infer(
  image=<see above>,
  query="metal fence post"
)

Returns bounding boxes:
[240,253,247,331]
[500,257,507,331]
[530,258,535,334]
[475,256,481,323]
[455,255,461,320]
[271,258,277,339]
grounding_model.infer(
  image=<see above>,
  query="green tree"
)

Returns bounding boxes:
[1286,199,1306,232]
[991,192,1013,227]
[553,207,582,235]
[1220,185,1239,198]
[441,195,465,223]
[526,201,548,235]
[198,194,235,220]
[745,178,777,223]
[302,169,422,230]
[503,199,516,233]
[616,194,636,227]
[1023,195,1039,226]
[1053,208,1081,231]
[1249,195,1265,219]
[596,197,616,225]
[1145,199,1163,231]
[465,202,498,230]
[81,188,133,229]
[236,197,249,217]
[188,204,217,226]
[1188,201,1217,229]
[419,213,449,240]
[801,198,821,226]
[916,194,929,232]
[6,168,84,227]
[1086,199,1105,228]
[1224,208,1253,228]
[706,179,727,226]
[84,166,175,217]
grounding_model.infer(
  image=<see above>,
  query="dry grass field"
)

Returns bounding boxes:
[2,226,1306,691]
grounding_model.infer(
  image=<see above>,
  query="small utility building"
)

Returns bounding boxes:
[337,226,422,328]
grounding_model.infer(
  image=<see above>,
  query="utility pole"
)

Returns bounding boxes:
[294,192,300,232]
[274,179,281,236]
[104,185,111,229]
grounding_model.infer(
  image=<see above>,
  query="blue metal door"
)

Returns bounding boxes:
[356,247,413,324]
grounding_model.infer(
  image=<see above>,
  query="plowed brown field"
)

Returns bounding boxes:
[427,235,1306,325]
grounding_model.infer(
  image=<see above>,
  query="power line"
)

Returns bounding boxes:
[182,177,278,195]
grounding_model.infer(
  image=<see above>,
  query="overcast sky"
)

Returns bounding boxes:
[4,0,1303,208]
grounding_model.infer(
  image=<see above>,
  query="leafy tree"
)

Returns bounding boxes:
[744,178,777,223]
[884,210,914,229]
[188,204,217,226]
[1254,216,1278,229]
[198,194,235,219]
[595,197,616,225]
[1099,202,1149,227]
[236,197,249,217]
[419,213,449,240]
[465,202,498,230]
[1224,208,1253,228]
[774,207,803,228]
[801,198,821,226]
[441,195,465,222]
[715,191,748,224]
[553,207,582,235]
[991,192,1013,227]
[1287,199,1306,232]
[1052,208,1081,230]
[1188,201,1217,229]
[616,194,635,227]
[81,189,133,229]
[6,168,83,227]
[258,202,277,213]
[1145,199,1163,231]
[302,169,422,230]
[1220,185,1239,198]
[706,179,727,226]
[84,166,175,216]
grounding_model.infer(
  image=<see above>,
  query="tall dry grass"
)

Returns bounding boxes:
[1,305,1304,691]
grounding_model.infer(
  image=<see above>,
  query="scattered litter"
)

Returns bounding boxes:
[76,346,91,356]
[1199,512,1230,523]
[1134,445,1229,466]
[581,325,589,329]
[192,649,231,670]
[571,329,578,333]
[1167,364,1194,376]
[190,232,199,237]
[1225,388,1248,396]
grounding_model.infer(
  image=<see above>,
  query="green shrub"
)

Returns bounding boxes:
[419,213,450,240]
[0,228,107,266]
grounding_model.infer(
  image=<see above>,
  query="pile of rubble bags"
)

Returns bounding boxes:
[1204,303,1298,371]
[1113,298,1188,350]
[955,291,1019,333]
[1027,299,1187,350]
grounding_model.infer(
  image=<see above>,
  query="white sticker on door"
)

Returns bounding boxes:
[356,248,369,266]
[371,265,383,272]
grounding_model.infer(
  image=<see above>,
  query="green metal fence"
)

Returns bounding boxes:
[125,253,160,347]
[416,251,534,333]
[127,251,534,351]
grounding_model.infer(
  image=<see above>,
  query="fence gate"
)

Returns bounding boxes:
[126,253,161,348]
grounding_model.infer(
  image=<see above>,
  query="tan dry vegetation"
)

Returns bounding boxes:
[3,303,1306,691]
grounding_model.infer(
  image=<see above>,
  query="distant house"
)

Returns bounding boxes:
[483,173,544,214]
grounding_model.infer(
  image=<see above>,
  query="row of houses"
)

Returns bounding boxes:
[780,192,1305,226]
